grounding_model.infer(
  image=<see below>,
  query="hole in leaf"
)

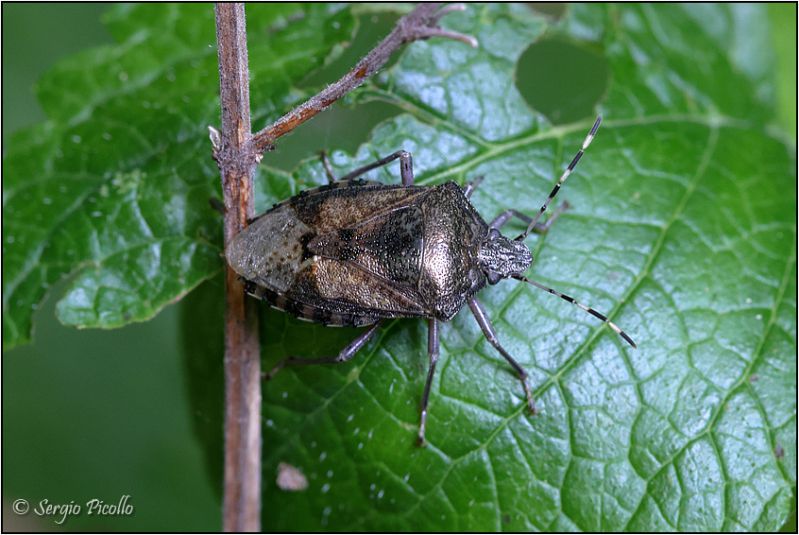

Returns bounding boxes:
[529,3,566,19]
[516,38,609,124]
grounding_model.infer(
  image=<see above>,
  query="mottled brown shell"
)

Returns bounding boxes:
[226,179,488,326]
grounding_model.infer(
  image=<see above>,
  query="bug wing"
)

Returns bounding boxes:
[300,188,435,317]
[290,181,427,232]
[240,182,436,324]
[288,257,429,319]
[243,256,427,326]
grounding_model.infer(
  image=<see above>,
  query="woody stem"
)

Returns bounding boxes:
[251,3,476,154]
[215,3,261,532]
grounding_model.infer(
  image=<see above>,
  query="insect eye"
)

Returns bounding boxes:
[488,228,501,240]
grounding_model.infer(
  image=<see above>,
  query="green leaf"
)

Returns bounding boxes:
[768,3,797,139]
[215,4,790,530]
[2,3,355,348]
[5,2,794,531]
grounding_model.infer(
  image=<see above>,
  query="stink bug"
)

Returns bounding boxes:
[226,117,636,445]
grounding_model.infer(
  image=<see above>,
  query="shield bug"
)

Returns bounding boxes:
[227,116,636,445]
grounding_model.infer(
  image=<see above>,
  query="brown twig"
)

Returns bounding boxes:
[214,4,261,532]
[251,2,477,154]
[212,2,475,532]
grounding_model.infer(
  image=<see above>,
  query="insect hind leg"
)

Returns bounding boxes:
[417,318,440,447]
[264,321,382,380]
[338,150,415,186]
[468,297,537,415]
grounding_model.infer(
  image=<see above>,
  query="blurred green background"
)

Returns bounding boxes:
[2,4,221,532]
[3,3,795,532]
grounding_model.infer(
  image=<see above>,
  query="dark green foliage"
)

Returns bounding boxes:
[3,3,354,346]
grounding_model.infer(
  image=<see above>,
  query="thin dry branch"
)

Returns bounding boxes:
[214,3,261,532]
[251,3,477,154]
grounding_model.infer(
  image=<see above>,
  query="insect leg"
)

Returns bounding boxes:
[417,318,440,447]
[338,150,415,186]
[264,321,382,380]
[467,298,537,415]
[462,175,485,198]
[490,201,570,233]
[489,209,531,230]
[319,150,338,184]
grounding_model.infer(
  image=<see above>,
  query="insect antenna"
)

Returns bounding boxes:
[511,273,636,348]
[515,116,602,242]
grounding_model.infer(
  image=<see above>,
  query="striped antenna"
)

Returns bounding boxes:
[511,273,636,348]
[515,116,602,242]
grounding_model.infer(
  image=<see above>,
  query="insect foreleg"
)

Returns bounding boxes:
[263,321,382,380]
[489,209,532,230]
[417,318,440,447]
[319,150,338,184]
[467,298,537,415]
[462,175,485,198]
[338,150,415,186]
[490,201,570,233]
